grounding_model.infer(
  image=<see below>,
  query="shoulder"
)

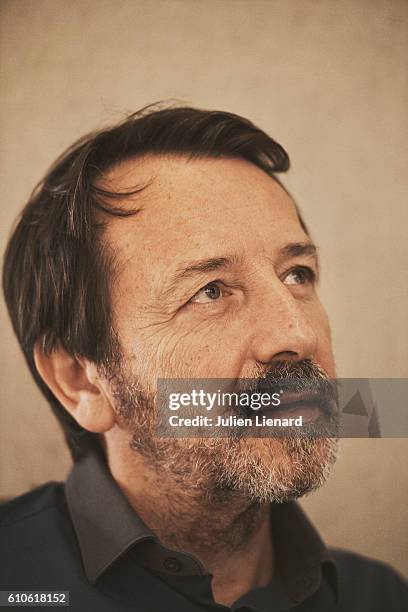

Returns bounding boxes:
[0,481,66,529]
[330,548,407,610]
[0,482,81,588]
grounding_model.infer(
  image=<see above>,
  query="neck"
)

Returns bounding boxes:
[106,439,274,606]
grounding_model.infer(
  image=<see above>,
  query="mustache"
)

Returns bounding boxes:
[235,359,338,416]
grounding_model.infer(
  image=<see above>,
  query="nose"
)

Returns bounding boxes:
[248,280,318,365]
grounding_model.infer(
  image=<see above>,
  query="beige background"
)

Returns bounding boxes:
[0,0,407,577]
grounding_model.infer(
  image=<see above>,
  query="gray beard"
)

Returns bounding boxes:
[104,359,339,506]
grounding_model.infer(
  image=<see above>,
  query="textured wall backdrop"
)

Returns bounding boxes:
[0,0,407,576]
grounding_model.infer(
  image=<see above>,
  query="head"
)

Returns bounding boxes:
[3,104,338,504]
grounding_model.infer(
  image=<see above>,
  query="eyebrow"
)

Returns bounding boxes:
[164,241,318,296]
[158,254,240,300]
[171,254,242,283]
[278,241,318,260]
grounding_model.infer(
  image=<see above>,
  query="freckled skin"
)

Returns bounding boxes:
[101,155,335,389]
[94,155,338,606]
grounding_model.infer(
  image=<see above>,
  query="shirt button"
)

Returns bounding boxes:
[163,557,182,573]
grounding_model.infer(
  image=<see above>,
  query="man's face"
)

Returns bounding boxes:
[100,155,338,502]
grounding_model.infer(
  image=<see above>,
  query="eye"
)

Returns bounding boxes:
[189,282,223,304]
[283,266,316,286]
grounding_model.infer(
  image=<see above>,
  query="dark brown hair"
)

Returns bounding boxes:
[2,104,291,460]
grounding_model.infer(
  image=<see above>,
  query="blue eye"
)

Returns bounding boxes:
[190,282,222,304]
[284,267,316,286]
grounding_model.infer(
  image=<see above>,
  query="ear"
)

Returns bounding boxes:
[33,342,116,433]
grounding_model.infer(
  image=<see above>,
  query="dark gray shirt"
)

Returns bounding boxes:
[1,450,406,611]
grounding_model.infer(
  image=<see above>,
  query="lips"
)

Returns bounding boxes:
[231,370,339,435]
[277,391,323,408]
[249,391,325,425]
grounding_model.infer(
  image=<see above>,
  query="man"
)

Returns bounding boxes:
[1,105,406,610]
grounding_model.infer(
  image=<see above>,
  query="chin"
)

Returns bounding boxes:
[216,436,339,505]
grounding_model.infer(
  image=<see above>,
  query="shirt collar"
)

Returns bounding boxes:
[66,450,155,582]
[271,502,338,603]
[65,450,338,603]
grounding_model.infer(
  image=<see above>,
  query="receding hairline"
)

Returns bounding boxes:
[94,152,308,237]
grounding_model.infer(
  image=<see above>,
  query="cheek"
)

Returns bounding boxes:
[154,323,250,379]
[310,303,336,376]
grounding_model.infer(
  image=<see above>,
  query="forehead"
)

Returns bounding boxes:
[100,155,307,269]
